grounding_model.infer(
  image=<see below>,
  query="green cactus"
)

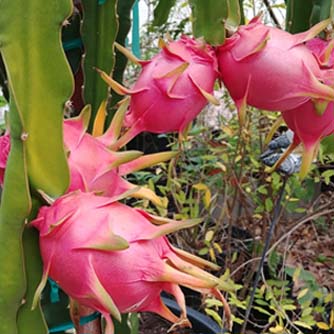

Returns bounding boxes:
[81,0,118,132]
[285,0,314,33]
[189,0,228,45]
[0,100,31,332]
[152,0,176,27]
[0,0,74,331]
[0,0,73,197]
[107,0,136,123]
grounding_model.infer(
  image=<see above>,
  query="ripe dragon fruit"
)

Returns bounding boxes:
[31,191,232,334]
[276,38,334,178]
[98,35,220,150]
[281,100,334,178]
[64,103,175,206]
[216,16,334,124]
[0,103,175,205]
[0,132,10,186]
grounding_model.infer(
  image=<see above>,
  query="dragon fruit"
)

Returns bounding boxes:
[31,191,231,334]
[216,16,334,124]
[281,100,334,178]
[277,38,334,178]
[306,37,334,68]
[0,133,10,187]
[98,35,219,149]
[63,104,174,206]
[0,104,175,205]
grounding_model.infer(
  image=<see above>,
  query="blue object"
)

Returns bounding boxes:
[132,0,141,58]
[48,278,60,304]
[62,38,83,52]
[47,279,100,333]
[98,0,107,5]
[48,312,100,333]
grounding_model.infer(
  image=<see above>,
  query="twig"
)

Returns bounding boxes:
[263,0,282,28]
[240,176,288,334]
[230,207,334,278]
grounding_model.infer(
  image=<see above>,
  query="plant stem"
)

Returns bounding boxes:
[263,0,282,28]
[240,175,288,334]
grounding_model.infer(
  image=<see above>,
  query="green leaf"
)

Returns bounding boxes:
[322,169,334,185]
[0,0,73,197]
[253,306,272,316]
[153,0,176,26]
[293,320,313,330]
[81,0,118,131]
[189,0,228,45]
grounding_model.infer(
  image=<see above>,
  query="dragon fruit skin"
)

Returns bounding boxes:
[31,191,231,334]
[306,37,334,68]
[216,17,334,123]
[64,108,173,206]
[279,38,334,178]
[0,133,10,186]
[282,100,334,177]
[99,36,219,149]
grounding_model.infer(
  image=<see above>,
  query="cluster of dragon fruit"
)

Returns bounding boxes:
[0,16,334,334]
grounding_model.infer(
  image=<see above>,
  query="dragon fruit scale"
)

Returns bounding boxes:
[98,35,220,150]
[281,100,334,178]
[31,191,232,334]
[279,38,334,179]
[216,16,334,124]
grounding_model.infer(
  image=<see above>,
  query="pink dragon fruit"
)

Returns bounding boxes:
[0,133,10,186]
[281,100,334,178]
[63,105,174,206]
[98,35,219,149]
[306,37,334,68]
[0,104,175,205]
[276,38,334,178]
[216,16,334,124]
[31,191,231,334]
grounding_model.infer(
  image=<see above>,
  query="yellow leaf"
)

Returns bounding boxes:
[316,322,330,330]
[203,189,211,209]
[269,324,284,333]
[213,242,223,254]
[193,183,208,191]
[209,248,216,262]
[324,292,333,303]
[221,125,234,136]
[293,266,301,283]
[330,308,334,328]
[297,288,309,300]
[205,230,214,242]
[216,162,226,172]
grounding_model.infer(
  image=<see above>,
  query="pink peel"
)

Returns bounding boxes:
[32,191,231,334]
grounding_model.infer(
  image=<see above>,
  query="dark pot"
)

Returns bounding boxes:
[161,296,226,334]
